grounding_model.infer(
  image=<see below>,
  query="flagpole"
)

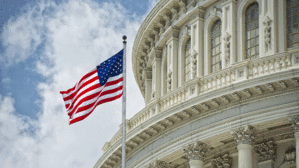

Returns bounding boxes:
[122,35,127,168]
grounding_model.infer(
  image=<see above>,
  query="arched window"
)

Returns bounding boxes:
[185,39,191,82]
[287,0,299,48]
[245,3,259,60]
[211,20,222,73]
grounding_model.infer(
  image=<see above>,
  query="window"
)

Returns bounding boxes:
[287,0,299,48]
[185,39,191,82]
[211,20,222,73]
[245,3,259,60]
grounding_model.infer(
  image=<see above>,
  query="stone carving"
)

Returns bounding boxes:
[231,125,256,146]
[263,16,272,50]
[145,160,169,168]
[284,145,295,164]
[171,4,179,21]
[289,114,299,133]
[157,17,166,35]
[254,138,277,162]
[212,153,232,168]
[223,32,231,60]
[208,6,222,18]
[191,50,197,78]
[152,26,160,43]
[163,9,172,29]
[183,141,209,161]
[190,0,197,7]
[179,0,187,14]
[167,71,172,90]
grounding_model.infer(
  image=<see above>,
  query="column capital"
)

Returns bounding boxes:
[289,114,299,134]
[254,138,277,162]
[231,125,256,146]
[182,141,209,161]
[165,26,180,43]
[211,153,232,168]
[142,68,152,80]
[152,48,162,60]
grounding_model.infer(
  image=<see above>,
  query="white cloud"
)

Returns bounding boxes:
[0,1,55,65]
[0,0,147,167]
[2,78,11,84]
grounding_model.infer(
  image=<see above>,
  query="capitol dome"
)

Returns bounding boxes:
[95,0,299,168]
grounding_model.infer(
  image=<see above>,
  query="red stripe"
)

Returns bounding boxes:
[60,69,97,94]
[69,93,123,125]
[62,76,99,101]
[66,83,101,112]
[66,78,123,115]
[68,85,123,117]
[65,76,123,108]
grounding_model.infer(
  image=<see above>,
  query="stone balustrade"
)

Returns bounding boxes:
[103,51,296,152]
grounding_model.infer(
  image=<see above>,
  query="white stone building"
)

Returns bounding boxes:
[94,0,299,167]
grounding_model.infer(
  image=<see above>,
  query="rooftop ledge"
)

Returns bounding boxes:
[94,49,299,168]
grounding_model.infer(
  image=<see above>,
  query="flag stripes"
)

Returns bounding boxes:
[60,50,124,125]
[60,73,123,125]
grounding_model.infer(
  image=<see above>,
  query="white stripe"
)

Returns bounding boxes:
[64,73,123,106]
[64,79,101,105]
[70,89,123,120]
[67,76,122,113]
[66,79,122,113]
[61,69,98,97]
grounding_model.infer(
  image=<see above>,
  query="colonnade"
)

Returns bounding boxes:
[145,114,299,168]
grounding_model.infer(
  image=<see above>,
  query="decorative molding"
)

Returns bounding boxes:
[284,145,296,164]
[254,138,277,162]
[263,16,272,51]
[182,141,209,161]
[191,50,197,78]
[170,3,179,21]
[211,153,232,168]
[167,71,173,90]
[179,0,187,14]
[223,32,231,61]
[145,160,169,168]
[289,114,299,133]
[231,125,256,146]
[208,6,222,18]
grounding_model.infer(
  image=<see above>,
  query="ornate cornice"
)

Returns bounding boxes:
[288,114,299,134]
[182,141,209,161]
[211,153,232,168]
[284,145,296,164]
[145,160,169,168]
[231,125,256,146]
[254,138,277,162]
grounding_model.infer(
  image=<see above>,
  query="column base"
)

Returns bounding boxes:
[258,160,274,168]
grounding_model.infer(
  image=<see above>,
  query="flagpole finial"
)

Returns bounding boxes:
[123,35,127,43]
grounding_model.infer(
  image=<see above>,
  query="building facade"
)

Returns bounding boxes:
[94,0,299,168]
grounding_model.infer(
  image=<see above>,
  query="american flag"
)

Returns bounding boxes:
[60,50,123,125]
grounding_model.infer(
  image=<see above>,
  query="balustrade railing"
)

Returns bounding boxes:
[105,51,294,151]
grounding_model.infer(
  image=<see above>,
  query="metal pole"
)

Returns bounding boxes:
[122,35,127,168]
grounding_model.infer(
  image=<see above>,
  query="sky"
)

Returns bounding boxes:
[0,0,158,167]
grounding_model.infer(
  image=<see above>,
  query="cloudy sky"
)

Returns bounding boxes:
[0,0,157,167]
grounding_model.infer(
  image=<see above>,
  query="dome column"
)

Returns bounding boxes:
[289,114,299,168]
[183,141,209,168]
[151,48,162,100]
[142,68,152,105]
[165,27,180,91]
[189,7,205,79]
[221,0,237,67]
[231,125,256,168]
